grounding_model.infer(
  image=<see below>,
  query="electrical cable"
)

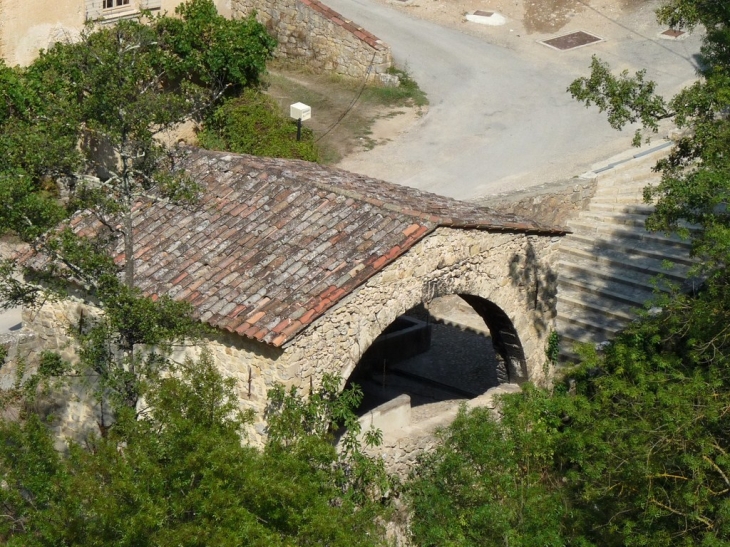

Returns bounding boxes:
[315,50,377,143]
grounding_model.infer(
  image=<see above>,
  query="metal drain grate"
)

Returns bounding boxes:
[540,30,603,51]
[661,29,685,38]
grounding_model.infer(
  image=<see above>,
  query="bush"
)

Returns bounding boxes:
[0,354,391,546]
[198,90,320,161]
[362,66,428,107]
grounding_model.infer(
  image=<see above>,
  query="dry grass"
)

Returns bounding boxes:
[263,63,426,164]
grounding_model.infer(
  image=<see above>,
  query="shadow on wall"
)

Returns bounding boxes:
[457,294,528,383]
[508,238,558,338]
[345,303,505,416]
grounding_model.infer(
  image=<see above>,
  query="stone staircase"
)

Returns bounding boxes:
[556,142,697,362]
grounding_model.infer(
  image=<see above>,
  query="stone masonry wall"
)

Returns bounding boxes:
[18,228,560,446]
[365,383,522,478]
[283,227,561,393]
[231,0,391,78]
[481,177,597,229]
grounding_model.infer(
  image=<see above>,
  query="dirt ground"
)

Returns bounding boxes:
[264,66,427,164]
[366,0,662,51]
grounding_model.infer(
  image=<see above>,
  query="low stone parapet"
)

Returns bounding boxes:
[481,178,597,229]
[364,383,521,478]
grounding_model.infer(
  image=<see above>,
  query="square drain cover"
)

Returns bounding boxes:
[661,29,685,38]
[473,10,494,16]
[540,31,603,51]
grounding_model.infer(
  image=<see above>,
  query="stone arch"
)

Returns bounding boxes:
[283,228,558,400]
[341,291,528,394]
[458,294,528,383]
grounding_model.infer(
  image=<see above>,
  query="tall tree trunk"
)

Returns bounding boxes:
[124,209,134,288]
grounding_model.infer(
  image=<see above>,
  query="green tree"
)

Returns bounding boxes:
[568,0,730,280]
[410,12,730,538]
[0,0,276,419]
[0,356,391,546]
[409,299,730,545]
[407,388,568,547]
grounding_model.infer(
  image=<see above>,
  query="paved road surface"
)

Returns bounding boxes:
[329,0,702,200]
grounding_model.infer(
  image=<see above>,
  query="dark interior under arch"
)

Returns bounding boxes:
[345,294,527,417]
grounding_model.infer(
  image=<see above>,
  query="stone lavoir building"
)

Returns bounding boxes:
[21,148,565,442]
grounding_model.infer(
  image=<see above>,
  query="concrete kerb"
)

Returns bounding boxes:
[581,139,673,178]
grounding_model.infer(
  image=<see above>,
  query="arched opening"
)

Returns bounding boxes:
[344,294,527,432]
[457,294,529,382]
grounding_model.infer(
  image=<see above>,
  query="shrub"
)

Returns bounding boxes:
[199,90,320,161]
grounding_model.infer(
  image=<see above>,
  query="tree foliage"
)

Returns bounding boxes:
[198,90,320,161]
[0,356,391,546]
[410,3,730,544]
[569,0,730,279]
[409,292,730,545]
[408,388,568,547]
[0,0,275,420]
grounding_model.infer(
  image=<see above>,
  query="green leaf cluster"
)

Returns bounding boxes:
[568,1,730,279]
[409,286,730,545]
[0,0,276,421]
[198,90,320,161]
[408,387,568,547]
[0,354,391,546]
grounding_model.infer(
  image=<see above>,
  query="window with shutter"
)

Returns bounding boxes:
[103,0,130,8]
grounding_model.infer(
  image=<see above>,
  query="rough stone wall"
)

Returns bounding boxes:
[17,299,283,445]
[231,0,391,78]
[367,383,522,478]
[480,177,597,229]
[0,331,38,391]
[7,300,105,447]
[284,227,561,392]
[17,228,559,446]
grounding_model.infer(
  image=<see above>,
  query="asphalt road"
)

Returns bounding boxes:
[329,0,702,200]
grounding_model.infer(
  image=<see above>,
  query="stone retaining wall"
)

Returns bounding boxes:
[0,330,37,390]
[480,177,597,229]
[231,0,391,78]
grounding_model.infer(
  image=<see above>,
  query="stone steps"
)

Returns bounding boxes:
[567,220,692,252]
[556,143,695,363]
[563,232,695,267]
[559,240,691,283]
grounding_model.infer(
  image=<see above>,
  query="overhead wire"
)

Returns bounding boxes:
[315,50,378,143]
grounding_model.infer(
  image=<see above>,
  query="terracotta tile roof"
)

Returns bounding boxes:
[30,149,565,347]
[299,0,387,51]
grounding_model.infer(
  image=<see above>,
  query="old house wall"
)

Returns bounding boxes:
[283,227,560,391]
[0,0,85,67]
[174,228,559,441]
[17,228,559,446]
[0,0,232,67]
[231,0,392,78]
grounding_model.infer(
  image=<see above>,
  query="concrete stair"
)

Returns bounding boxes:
[555,142,697,362]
